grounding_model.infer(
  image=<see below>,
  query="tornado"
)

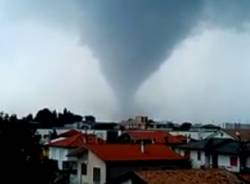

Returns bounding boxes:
[4,0,250,118]
[79,1,203,117]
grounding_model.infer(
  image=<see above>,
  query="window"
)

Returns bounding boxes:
[81,163,87,175]
[93,167,101,184]
[63,161,77,174]
[230,156,238,166]
[197,151,201,161]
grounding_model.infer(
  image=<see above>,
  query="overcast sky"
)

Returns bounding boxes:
[1,1,250,123]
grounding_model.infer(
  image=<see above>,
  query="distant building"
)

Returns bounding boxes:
[175,138,250,173]
[223,123,250,129]
[36,128,110,144]
[83,115,96,128]
[169,129,234,141]
[121,116,149,130]
[118,130,186,146]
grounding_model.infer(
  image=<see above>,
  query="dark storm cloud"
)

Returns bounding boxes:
[80,1,204,116]
[204,0,250,29]
[3,0,204,117]
[2,0,250,119]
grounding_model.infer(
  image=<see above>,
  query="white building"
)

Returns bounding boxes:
[175,138,243,173]
[120,116,148,130]
[67,144,188,184]
[47,130,104,171]
[36,128,108,144]
[169,129,234,141]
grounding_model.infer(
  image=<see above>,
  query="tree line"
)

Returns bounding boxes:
[11,108,84,128]
[0,111,61,183]
[0,108,83,183]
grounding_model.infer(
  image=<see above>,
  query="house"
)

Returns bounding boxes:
[114,169,245,184]
[169,129,234,141]
[63,115,96,129]
[205,129,236,140]
[36,128,110,144]
[118,130,186,146]
[120,116,149,130]
[47,131,104,170]
[35,128,58,144]
[67,144,189,184]
[175,138,250,173]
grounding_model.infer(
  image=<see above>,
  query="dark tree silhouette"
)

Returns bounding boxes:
[0,113,58,183]
[179,122,192,131]
[35,108,54,127]
[24,113,34,122]
[50,129,58,140]
[33,108,82,128]
[166,121,175,129]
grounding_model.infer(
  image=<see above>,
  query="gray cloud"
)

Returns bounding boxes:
[1,0,250,121]
[79,1,204,117]
[136,29,250,123]
[0,22,116,120]
[204,0,250,29]
[2,0,204,117]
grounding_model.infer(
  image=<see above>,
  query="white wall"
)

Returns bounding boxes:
[217,155,240,173]
[190,151,206,168]
[189,151,240,172]
[211,133,233,139]
[207,130,235,140]
[170,130,235,141]
[36,128,70,144]
[75,151,106,184]
[80,130,108,141]
[175,147,240,173]
[174,149,206,169]
[169,131,215,140]
[49,147,71,170]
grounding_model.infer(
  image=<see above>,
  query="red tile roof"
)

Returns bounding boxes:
[125,130,185,144]
[70,144,185,161]
[47,133,104,148]
[169,135,187,144]
[134,169,244,184]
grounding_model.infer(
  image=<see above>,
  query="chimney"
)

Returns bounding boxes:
[141,141,144,153]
